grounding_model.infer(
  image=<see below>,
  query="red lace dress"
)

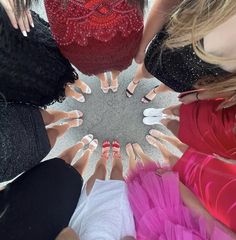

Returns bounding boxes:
[45,0,144,75]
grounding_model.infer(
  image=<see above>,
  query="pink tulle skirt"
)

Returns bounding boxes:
[126,162,232,240]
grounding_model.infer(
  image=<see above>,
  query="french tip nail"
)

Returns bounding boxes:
[31,23,34,28]
[22,31,27,37]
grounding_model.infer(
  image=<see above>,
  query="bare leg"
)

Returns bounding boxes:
[146,135,178,166]
[149,129,188,153]
[163,104,181,117]
[97,73,109,93]
[71,79,91,94]
[73,139,98,175]
[161,119,180,137]
[142,83,172,103]
[47,120,82,147]
[126,63,153,97]
[65,85,85,102]
[110,70,120,92]
[40,109,82,126]
[110,141,124,180]
[86,141,110,195]
[132,143,153,165]
[126,143,136,170]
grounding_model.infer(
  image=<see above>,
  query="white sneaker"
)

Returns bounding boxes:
[143,116,165,126]
[143,108,166,117]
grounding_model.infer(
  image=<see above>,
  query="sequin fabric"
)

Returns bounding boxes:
[45,0,143,46]
[144,29,230,92]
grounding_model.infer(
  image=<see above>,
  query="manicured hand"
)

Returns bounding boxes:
[0,0,34,36]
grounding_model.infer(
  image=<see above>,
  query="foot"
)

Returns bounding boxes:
[143,116,166,126]
[126,143,135,160]
[149,129,165,139]
[141,87,158,103]
[126,80,139,98]
[67,119,83,128]
[80,82,92,94]
[102,140,111,159]
[67,110,83,119]
[110,78,119,93]
[112,140,121,159]
[88,139,98,152]
[101,78,110,94]
[143,108,166,117]
[71,93,85,103]
[80,134,94,145]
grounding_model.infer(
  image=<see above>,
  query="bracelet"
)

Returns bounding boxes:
[196,92,200,101]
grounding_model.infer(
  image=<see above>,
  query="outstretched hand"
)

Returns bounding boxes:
[0,0,34,36]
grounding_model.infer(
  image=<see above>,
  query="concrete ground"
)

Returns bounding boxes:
[35,1,181,180]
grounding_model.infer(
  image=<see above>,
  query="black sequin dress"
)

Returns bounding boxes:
[144,29,229,92]
[0,7,76,181]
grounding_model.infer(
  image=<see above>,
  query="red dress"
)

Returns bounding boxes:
[173,148,236,232]
[178,99,236,160]
[45,0,144,75]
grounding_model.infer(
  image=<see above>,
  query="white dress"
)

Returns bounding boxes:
[69,179,136,240]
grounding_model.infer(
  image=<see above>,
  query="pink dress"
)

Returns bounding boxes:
[126,162,232,240]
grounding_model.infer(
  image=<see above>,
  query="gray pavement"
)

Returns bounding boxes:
[35,1,180,180]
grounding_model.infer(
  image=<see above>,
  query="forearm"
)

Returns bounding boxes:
[179,182,236,239]
[140,0,182,50]
[55,227,79,240]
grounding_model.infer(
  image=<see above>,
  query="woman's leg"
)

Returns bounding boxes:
[73,139,98,175]
[47,119,83,148]
[146,135,179,166]
[126,143,136,170]
[65,85,85,102]
[161,118,180,137]
[97,73,109,93]
[110,141,124,180]
[126,63,153,97]
[86,141,110,194]
[132,143,153,165]
[141,83,172,103]
[58,134,93,164]
[149,129,188,153]
[110,70,120,93]
[71,79,91,94]
[40,109,83,126]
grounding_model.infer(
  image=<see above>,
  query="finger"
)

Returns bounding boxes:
[5,8,18,29]
[22,11,30,32]
[26,10,34,28]
[17,15,27,36]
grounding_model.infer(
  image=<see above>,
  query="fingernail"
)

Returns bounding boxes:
[22,31,27,37]
[31,22,34,28]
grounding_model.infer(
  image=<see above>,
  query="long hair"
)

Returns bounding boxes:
[164,0,236,95]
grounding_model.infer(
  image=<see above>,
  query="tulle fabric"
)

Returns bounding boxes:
[126,162,232,240]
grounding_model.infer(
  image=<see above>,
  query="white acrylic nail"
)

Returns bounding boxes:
[22,31,27,37]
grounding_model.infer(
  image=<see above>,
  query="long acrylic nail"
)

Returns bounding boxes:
[22,31,27,37]
[31,22,34,28]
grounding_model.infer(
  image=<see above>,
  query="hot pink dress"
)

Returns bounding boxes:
[45,0,144,75]
[173,148,236,233]
[126,162,232,239]
[178,99,236,160]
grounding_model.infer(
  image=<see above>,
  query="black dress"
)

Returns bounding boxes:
[144,29,229,92]
[0,158,83,240]
[0,6,76,181]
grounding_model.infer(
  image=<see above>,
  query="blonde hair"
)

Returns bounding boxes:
[164,0,236,95]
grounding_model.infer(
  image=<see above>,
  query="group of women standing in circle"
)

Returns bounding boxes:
[0,0,236,239]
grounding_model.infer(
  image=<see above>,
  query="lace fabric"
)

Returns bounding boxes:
[0,6,77,108]
[45,0,143,46]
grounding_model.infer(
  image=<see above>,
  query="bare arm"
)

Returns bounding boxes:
[55,227,79,240]
[179,182,236,239]
[136,0,182,63]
